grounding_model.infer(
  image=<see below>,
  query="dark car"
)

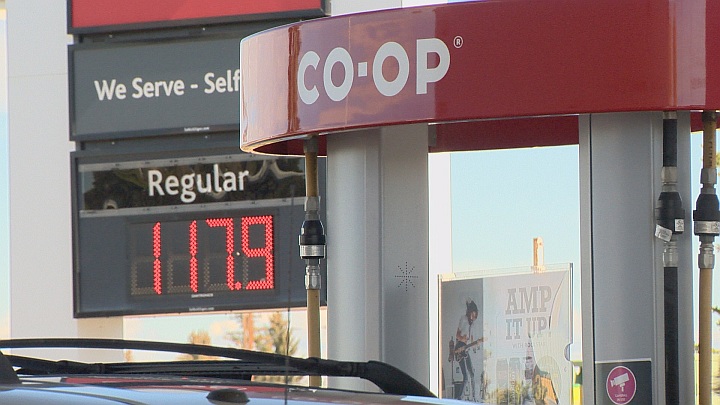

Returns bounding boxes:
[0,338,458,405]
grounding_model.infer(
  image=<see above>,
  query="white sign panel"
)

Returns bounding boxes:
[439,265,572,405]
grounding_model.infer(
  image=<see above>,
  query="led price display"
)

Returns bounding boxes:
[129,215,274,297]
[72,150,326,317]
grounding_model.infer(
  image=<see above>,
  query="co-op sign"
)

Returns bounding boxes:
[69,30,282,140]
[297,38,450,105]
[239,25,462,147]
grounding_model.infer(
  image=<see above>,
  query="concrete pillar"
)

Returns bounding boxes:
[326,124,429,389]
[579,112,693,404]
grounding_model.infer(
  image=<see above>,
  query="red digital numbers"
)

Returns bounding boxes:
[205,218,238,291]
[152,222,162,295]
[189,220,199,293]
[242,215,274,290]
[131,215,274,296]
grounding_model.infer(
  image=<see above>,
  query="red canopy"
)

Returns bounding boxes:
[239,0,720,155]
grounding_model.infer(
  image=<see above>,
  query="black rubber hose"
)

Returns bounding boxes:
[661,115,679,405]
[664,266,679,405]
[663,118,677,167]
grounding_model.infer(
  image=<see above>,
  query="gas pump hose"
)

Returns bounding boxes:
[656,112,683,405]
[695,110,719,405]
[300,136,324,387]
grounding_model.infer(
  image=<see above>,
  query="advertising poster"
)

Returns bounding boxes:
[439,265,572,405]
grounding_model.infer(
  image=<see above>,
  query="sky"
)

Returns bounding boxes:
[450,146,580,272]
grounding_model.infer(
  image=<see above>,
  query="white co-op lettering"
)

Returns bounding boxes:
[297,38,450,105]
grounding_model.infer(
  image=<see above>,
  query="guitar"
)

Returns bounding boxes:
[448,337,486,362]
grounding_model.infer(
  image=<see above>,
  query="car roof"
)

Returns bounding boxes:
[0,338,452,405]
[1,374,446,405]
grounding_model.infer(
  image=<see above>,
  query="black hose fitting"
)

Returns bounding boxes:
[693,193,720,237]
[656,114,684,236]
[299,218,326,259]
[656,190,685,235]
[299,193,326,260]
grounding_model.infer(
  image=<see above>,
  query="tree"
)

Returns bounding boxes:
[226,312,301,383]
[262,312,300,356]
[177,329,218,361]
[226,313,257,350]
[226,312,298,356]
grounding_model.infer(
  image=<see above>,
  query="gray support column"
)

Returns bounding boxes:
[326,124,429,390]
[580,112,693,404]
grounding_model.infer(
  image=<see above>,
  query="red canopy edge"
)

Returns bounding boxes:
[240,0,720,155]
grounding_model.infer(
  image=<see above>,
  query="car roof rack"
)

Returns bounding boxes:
[0,338,434,398]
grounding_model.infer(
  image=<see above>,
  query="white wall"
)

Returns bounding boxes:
[6,0,122,357]
[8,0,75,338]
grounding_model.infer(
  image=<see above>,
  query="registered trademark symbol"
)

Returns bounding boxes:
[454,36,463,48]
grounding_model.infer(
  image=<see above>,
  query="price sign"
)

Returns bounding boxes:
[128,215,275,297]
[72,149,326,317]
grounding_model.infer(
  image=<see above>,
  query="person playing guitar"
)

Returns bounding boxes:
[452,299,480,401]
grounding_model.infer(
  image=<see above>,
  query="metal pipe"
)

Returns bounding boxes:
[694,110,719,405]
[300,135,324,388]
